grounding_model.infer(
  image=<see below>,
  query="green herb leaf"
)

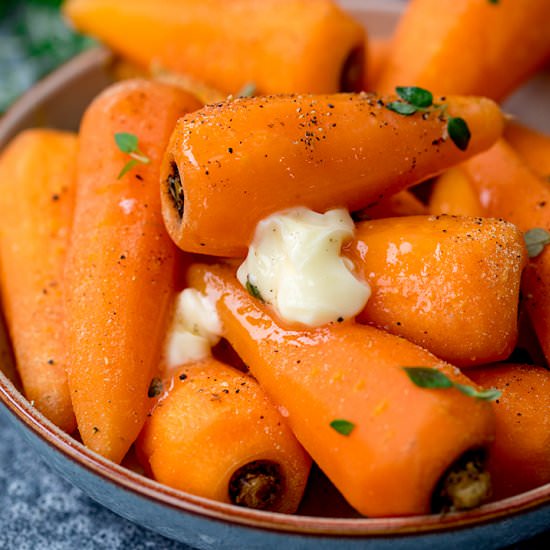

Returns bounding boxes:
[396,86,433,108]
[403,367,454,389]
[454,384,502,401]
[115,132,139,154]
[114,132,150,178]
[245,277,264,302]
[404,367,501,401]
[237,82,256,98]
[524,227,550,258]
[386,101,418,116]
[447,117,471,151]
[330,419,355,436]
[117,158,139,180]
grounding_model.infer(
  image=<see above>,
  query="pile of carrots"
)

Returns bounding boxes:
[0,0,549,518]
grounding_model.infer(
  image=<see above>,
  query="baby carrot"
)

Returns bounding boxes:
[0,129,77,432]
[161,92,503,256]
[137,358,311,512]
[467,363,550,500]
[428,166,483,217]
[378,0,550,101]
[64,79,202,463]
[347,215,526,367]
[462,139,550,364]
[188,263,496,517]
[64,0,366,95]
[354,190,427,220]
[504,121,550,179]
[363,36,391,91]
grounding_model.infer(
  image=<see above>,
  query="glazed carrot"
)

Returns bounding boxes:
[428,166,483,217]
[504,121,550,179]
[363,36,391,91]
[378,0,550,101]
[137,358,311,512]
[347,215,526,367]
[64,0,366,95]
[0,130,77,432]
[467,363,550,500]
[162,92,504,256]
[354,190,427,220]
[462,139,550,363]
[64,79,202,463]
[188,263,496,517]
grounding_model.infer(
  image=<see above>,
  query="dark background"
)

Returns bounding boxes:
[0,0,93,113]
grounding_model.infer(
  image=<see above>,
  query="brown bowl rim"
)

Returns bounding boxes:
[2,357,549,537]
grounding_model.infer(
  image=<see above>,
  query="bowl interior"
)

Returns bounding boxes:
[0,0,549,545]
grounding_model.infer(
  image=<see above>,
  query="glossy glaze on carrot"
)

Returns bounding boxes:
[467,363,550,500]
[162,92,503,256]
[347,215,526,367]
[0,130,78,432]
[64,79,202,463]
[188,263,496,517]
[378,0,550,101]
[462,139,550,364]
[64,0,366,95]
[137,358,311,512]
[428,166,483,217]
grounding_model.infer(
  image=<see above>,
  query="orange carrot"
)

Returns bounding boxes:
[64,0,366,95]
[161,92,503,256]
[0,129,77,432]
[462,139,550,364]
[64,79,202,463]
[504,121,550,179]
[137,358,311,512]
[428,166,483,216]
[347,215,526,367]
[378,0,550,101]
[467,363,550,500]
[188,263,496,517]
[363,36,391,91]
[354,190,427,220]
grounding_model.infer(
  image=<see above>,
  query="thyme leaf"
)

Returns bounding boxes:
[447,117,471,151]
[396,86,433,108]
[245,277,264,302]
[330,419,355,436]
[403,367,501,401]
[524,227,550,258]
[114,132,150,179]
[386,101,418,116]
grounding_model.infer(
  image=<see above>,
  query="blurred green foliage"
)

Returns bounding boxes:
[0,0,95,112]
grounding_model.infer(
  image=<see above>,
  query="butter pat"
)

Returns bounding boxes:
[165,288,222,368]
[237,207,370,326]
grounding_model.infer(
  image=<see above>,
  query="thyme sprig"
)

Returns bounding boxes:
[403,367,501,401]
[386,86,471,151]
[114,132,150,179]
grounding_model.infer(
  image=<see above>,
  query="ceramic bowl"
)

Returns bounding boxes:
[1,1,549,548]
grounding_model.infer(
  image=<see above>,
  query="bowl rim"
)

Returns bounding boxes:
[0,0,549,539]
[1,368,550,537]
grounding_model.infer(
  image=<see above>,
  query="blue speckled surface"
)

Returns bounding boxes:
[0,411,189,550]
